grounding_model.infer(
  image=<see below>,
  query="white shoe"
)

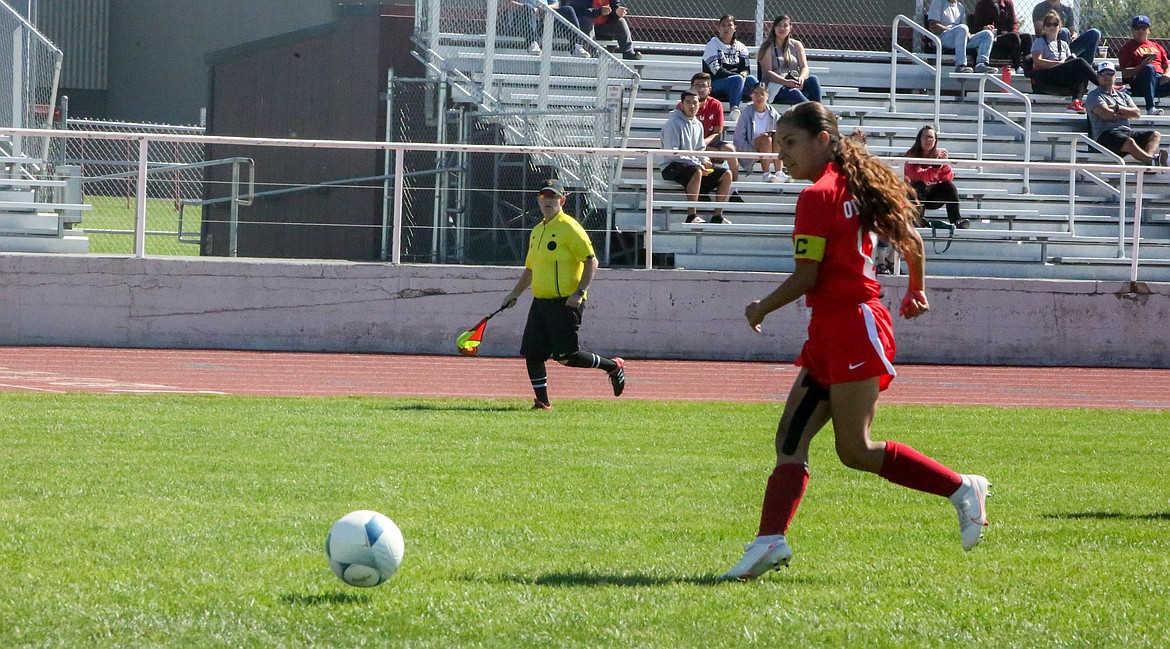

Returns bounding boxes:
[762,171,776,183]
[950,474,990,551]
[720,535,792,580]
[728,107,741,123]
[1148,107,1165,116]
[572,44,591,58]
[528,41,541,55]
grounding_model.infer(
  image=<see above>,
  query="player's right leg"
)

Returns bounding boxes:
[722,370,830,580]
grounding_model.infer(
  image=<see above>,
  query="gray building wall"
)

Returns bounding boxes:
[104,0,341,125]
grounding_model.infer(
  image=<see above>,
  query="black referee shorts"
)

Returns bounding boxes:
[520,297,582,359]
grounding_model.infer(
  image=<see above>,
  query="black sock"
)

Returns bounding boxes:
[558,351,616,373]
[525,356,549,404]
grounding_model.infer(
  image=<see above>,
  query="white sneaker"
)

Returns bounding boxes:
[720,535,792,580]
[950,474,990,551]
[762,171,776,183]
[1148,107,1165,116]
[728,107,741,123]
[572,44,591,58]
[528,41,541,55]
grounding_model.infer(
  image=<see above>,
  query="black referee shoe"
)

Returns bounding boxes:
[608,358,626,397]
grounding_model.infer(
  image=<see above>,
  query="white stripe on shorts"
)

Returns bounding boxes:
[859,302,896,379]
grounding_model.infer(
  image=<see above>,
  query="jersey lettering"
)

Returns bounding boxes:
[842,199,858,220]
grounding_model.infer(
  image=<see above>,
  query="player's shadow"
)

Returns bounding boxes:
[465,571,817,587]
[280,591,371,606]
[368,403,516,413]
[1044,511,1170,521]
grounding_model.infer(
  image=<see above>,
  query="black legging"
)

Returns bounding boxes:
[1032,57,1098,98]
[910,180,962,224]
[991,33,1033,70]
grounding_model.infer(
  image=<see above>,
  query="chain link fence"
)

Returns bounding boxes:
[389,75,623,267]
[578,0,1170,52]
[0,2,61,165]
[64,119,206,256]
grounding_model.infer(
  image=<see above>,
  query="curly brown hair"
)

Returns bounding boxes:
[778,102,920,255]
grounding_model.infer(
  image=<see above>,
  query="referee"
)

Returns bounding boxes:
[501,179,625,410]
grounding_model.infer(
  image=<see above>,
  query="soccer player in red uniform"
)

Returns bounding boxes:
[722,102,990,580]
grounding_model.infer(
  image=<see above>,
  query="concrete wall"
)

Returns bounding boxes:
[0,254,1166,368]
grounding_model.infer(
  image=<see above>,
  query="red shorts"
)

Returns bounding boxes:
[795,298,897,391]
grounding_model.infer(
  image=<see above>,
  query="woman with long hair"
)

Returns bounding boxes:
[723,102,990,580]
[1029,11,1098,113]
[758,15,822,105]
[905,125,969,228]
[702,14,760,121]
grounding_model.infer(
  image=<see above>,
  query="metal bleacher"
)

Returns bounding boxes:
[415,2,1170,281]
[611,45,1170,281]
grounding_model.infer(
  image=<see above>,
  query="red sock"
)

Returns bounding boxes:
[757,464,809,536]
[878,441,962,497]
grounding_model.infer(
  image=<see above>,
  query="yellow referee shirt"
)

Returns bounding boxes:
[524,211,596,299]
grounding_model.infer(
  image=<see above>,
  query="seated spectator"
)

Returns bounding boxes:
[1117,15,1170,116]
[567,0,642,60]
[758,15,822,105]
[686,73,740,185]
[927,0,996,73]
[514,0,589,57]
[660,90,733,224]
[905,126,970,229]
[1030,12,1098,113]
[1030,0,1101,64]
[974,0,1031,72]
[1086,62,1168,166]
[733,84,784,181]
[703,14,760,122]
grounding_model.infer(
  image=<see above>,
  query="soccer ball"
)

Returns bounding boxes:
[325,510,405,587]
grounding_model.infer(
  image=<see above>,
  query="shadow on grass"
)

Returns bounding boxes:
[364,403,518,413]
[464,571,818,587]
[280,591,372,606]
[1044,511,1170,521]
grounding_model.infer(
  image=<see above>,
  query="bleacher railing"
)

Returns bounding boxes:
[0,0,61,167]
[889,15,942,131]
[414,0,640,243]
[1,127,1165,283]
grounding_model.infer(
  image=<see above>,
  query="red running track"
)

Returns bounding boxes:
[0,346,1167,409]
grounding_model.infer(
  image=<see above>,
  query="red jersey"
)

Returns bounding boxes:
[695,96,724,138]
[792,162,881,311]
[1118,39,1168,76]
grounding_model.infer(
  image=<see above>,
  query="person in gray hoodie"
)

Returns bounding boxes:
[660,89,733,224]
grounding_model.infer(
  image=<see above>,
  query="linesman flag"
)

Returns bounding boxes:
[456,306,506,356]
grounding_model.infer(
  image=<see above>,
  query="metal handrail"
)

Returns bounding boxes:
[1068,135,1127,252]
[9,127,1167,283]
[890,15,942,131]
[972,74,1033,193]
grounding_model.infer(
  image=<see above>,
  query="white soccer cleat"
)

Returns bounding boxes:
[950,474,990,550]
[720,535,792,580]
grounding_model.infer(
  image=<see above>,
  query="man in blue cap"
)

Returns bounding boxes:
[1118,15,1170,115]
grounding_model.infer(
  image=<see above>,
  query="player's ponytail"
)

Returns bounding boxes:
[778,103,920,256]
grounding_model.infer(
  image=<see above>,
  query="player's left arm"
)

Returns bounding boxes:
[567,255,597,308]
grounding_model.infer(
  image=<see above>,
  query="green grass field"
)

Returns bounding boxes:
[2,395,1168,647]
[81,195,201,256]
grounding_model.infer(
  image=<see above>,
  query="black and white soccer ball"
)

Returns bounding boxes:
[325,510,404,587]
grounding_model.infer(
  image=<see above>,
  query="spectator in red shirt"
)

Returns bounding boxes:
[973,0,1031,72]
[904,126,969,228]
[686,73,739,182]
[1117,15,1170,115]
